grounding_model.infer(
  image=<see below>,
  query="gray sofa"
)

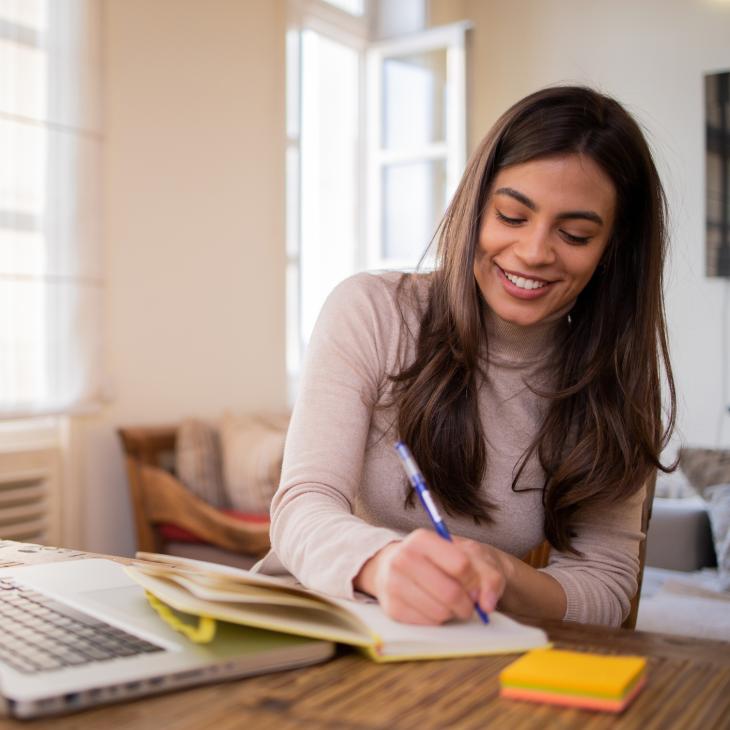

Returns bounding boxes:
[645,496,716,572]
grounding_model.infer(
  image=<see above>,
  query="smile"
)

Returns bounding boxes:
[499,267,549,290]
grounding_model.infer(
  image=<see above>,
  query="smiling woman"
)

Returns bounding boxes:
[259,86,677,630]
[475,155,615,326]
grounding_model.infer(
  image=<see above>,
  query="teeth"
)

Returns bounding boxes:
[504,270,547,290]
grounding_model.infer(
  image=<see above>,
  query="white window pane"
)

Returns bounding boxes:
[321,0,364,16]
[0,38,47,119]
[0,119,102,279]
[0,278,46,406]
[0,0,47,29]
[0,0,104,416]
[382,49,446,149]
[0,118,46,216]
[0,228,45,277]
[0,2,102,131]
[382,159,446,261]
[300,30,359,341]
[0,277,102,413]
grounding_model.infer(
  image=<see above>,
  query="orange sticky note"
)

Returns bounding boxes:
[499,648,646,713]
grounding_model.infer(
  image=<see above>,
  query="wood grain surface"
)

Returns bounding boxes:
[0,543,728,730]
[1,621,728,730]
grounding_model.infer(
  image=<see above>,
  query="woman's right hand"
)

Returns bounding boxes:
[353,529,505,625]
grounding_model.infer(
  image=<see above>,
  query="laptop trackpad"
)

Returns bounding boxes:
[78,585,184,649]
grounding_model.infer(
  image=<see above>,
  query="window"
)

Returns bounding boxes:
[286,0,469,398]
[367,23,469,271]
[0,0,103,419]
[321,0,364,15]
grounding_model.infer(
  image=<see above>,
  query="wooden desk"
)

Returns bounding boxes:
[1,542,728,729]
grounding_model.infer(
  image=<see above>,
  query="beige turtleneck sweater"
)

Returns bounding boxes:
[258,272,644,627]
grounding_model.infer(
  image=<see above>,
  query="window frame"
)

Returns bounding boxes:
[285,1,369,399]
[365,21,470,272]
[285,2,470,402]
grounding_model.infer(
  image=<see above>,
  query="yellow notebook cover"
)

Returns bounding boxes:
[126,552,550,663]
[500,648,646,698]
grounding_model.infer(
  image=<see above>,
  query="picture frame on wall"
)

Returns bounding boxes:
[706,70,730,277]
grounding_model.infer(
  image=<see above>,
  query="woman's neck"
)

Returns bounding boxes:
[483,302,572,366]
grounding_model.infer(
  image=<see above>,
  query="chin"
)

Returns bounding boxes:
[502,312,545,327]
[489,300,548,327]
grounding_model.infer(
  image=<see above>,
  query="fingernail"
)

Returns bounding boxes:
[482,591,498,611]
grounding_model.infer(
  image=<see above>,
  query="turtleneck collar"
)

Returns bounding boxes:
[482,301,572,367]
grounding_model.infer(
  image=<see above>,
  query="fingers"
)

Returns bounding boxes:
[390,547,476,621]
[405,529,481,593]
[374,529,506,624]
[454,538,507,613]
[380,574,459,625]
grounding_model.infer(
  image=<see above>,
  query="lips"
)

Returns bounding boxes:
[495,264,554,299]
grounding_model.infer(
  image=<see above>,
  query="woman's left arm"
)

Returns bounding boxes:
[457,483,645,626]
[539,484,646,626]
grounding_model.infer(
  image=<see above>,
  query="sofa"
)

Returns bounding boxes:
[645,447,729,577]
[646,496,716,572]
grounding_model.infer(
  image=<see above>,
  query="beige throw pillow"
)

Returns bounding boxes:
[219,412,289,515]
[175,419,229,509]
[679,448,730,495]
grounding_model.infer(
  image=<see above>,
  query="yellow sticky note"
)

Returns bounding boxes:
[500,648,646,699]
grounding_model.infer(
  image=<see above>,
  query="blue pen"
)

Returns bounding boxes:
[394,441,490,625]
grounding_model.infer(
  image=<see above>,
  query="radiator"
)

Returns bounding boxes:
[0,446,61,546]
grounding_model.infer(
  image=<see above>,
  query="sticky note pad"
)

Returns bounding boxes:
[499,648,647,713]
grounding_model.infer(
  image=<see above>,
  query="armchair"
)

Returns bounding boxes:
[118,425,271,569]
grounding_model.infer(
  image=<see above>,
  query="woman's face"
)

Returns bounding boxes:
[474,154,616,327]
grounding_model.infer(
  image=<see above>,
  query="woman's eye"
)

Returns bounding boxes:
[560,229,592,245]
[496,210,525,225]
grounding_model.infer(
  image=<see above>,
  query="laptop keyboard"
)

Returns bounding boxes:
[0,577,163,674]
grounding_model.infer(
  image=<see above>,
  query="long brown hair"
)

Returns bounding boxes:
[392,86,676,552]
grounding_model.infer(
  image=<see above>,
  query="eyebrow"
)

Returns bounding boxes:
[494,187,605,226]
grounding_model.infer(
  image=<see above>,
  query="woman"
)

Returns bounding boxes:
[258,86,676,628]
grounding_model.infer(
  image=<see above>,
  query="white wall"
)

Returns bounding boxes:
[445,0,730,450]
[76,0,287,555]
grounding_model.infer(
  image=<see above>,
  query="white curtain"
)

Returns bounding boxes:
[0,0,104,418]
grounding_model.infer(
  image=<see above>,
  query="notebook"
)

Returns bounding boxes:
[0,559,334,719]
[126,552,550,662]
[499,648,647,712]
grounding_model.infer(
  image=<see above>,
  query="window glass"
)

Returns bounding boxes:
[300,30,359,341]
[381,160,446,261]
[321,0,364,16]
[382,49,447,149]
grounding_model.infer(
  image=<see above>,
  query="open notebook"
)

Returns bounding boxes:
[126,553,550,662]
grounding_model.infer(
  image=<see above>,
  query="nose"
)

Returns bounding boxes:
[512,225,556,267]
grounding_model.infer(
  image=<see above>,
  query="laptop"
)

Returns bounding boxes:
[0,558,335,719]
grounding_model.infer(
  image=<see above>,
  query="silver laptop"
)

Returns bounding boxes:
[0,558,335,719]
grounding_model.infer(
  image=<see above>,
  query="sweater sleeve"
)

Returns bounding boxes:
[268,273,405,599]
[540,484,646,626]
